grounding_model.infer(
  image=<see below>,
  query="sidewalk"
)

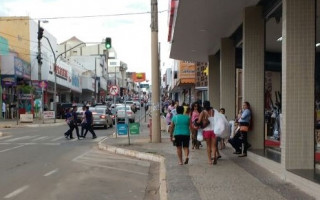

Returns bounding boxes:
[0,118,65,129]
[98,119,315,200]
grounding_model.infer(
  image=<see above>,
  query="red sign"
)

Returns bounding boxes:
[38,81,48,89]
[132,72,146,82]
[55,65,68,80]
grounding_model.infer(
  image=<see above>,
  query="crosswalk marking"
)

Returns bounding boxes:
[5,135,38,142]
[0,135,105,144]
[51,136,65,141]
[31,136,50,141]
[0,135,12,140]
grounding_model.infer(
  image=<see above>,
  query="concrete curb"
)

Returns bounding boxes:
[98,138,167,200]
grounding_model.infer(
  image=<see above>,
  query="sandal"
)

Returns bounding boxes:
[184,158,189,164]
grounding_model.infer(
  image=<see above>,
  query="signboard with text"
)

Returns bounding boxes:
[43,111,55,119]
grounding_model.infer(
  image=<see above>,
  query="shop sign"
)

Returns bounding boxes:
[19,94,32,100]
[71,70,80,87]
[132,72,146,82]
[20,114,33,122]
[14,57,31,79]
[2,75,16,86]
[55,65,68,80]
[43,111,55,119]
[179,61,196,79]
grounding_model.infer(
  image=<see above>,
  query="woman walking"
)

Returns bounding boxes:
[169,106,191,165]
[197,101,218,165]
[190,102,201,149]
[238,101,252,157]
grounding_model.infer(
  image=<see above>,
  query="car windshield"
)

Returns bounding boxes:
[94,109,105,114]
[117,106,130,111]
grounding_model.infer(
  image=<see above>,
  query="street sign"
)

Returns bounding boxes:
[39,80,48,89]
[109,85,119,96]
[117,124,128,136]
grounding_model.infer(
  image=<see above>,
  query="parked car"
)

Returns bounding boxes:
[116,105,135,123]
[90,107,113,129]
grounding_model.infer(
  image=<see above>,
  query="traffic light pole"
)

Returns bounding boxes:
[151,0,161,143]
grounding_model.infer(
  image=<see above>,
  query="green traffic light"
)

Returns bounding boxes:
[105,37,112,49]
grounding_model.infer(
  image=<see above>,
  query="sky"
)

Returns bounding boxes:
[0,0,171,82]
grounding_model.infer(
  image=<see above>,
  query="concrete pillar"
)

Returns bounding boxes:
[208,54,220,109]
[220,38,236,119]
[243,6,265,150]
[282,0,315,169]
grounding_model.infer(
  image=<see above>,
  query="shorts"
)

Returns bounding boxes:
[203,130,216,139]
[174,135,190,148]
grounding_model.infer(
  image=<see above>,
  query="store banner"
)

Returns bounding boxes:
[178,61,196,80]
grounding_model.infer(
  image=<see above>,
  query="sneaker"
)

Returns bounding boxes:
[92,136,97,139]
[233,151,241,154]
[238,154,247,157]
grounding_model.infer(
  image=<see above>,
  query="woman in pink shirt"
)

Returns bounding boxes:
[190,102,201,149]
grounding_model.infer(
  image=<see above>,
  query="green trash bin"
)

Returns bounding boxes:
[129,123,140,135]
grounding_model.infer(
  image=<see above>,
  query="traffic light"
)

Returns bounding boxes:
[105,37,112,49]
[38,27,44,40]
[36,54,42,64]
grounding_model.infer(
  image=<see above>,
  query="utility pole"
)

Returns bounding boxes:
[151,0,161,143]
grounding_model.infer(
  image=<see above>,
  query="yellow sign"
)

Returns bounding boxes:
[132,72,146,82]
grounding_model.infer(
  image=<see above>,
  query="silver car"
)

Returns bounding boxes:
[116,105,135,123]
[90,107,113,129]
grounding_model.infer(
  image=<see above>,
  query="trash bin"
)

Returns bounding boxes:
[129,123,140,135]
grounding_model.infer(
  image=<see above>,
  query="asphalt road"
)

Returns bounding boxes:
[0,124,151,200]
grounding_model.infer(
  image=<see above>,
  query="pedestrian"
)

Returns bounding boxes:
[190,102,201,149]
[80,105,87,138]
[166,108,173,133]
[2,102,6,119]
[238,101,252,157]
[64,108,74,139]
[71,105,81,140]
[197,100,218,165]
[169,106,191,165]
[83,106,97,139]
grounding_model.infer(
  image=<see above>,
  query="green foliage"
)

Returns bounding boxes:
[16,85,35,94]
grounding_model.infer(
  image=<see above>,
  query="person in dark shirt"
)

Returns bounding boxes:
[71,105,81,140]
[83,106,97,139]
[64,108,74,139]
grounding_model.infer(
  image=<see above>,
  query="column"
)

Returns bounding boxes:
[220,38,236,119]
[282,0,315,169]
[243,6,265,149]
[208,54,220,109]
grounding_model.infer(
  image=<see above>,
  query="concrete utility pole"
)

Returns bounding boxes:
[151,0,161,143]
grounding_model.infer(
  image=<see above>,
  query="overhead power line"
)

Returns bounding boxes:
[0,10,168,21]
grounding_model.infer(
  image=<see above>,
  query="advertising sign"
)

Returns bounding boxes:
[132,72,146,82]
[178,61,196,82]
[117,124,128,136]
[129,123,140,135]
[43,111,55,119]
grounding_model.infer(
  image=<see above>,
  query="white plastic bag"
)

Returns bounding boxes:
[197,129,203,141]
[212,109,230,138]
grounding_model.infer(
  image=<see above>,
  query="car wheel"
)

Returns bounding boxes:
[104,124,108,129]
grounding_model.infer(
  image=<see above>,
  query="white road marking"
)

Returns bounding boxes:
[73,159,148,176]
[5,135,38,142]
[44,168,59,177]
[42,143,61,145]
[31,136,50,141]
[4,185,29,198]
[0,135,13,140]
[0,144,26,153]
[51,136,65,141]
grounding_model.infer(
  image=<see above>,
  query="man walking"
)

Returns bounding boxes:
[71,105,81,140]
[83,106,97,139]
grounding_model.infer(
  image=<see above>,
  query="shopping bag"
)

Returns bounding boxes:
[212,109,230,138]
[197,129,203,141]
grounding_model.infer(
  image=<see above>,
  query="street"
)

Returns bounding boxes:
[0,124,152,200]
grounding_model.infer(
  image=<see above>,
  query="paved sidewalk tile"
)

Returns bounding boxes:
[99,120,314,200]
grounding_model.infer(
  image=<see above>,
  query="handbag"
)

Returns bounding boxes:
[240,126,249,132]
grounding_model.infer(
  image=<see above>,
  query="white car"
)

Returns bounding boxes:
[116,105,135,123]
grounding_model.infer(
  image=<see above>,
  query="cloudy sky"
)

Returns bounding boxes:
[0,0,171,81]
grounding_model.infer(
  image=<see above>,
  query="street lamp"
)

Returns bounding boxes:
[42,37,84,122]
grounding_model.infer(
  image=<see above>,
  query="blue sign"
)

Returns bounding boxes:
[117,124,128,136]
